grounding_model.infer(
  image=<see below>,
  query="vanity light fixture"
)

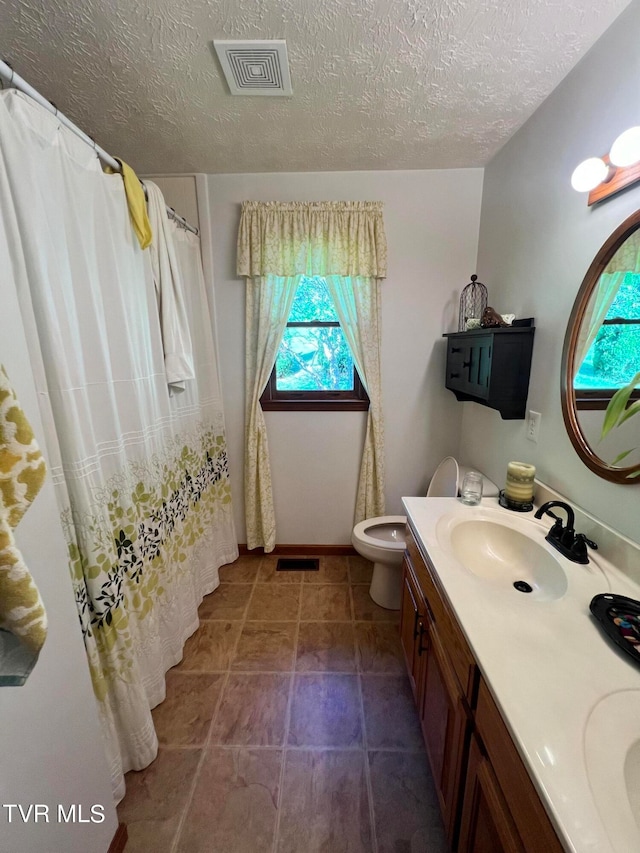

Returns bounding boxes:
[609,126,640,167]
[572,126,640,205]
[570,157,611,193]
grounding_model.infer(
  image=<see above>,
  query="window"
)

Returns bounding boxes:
[575,271,640,409]
[260,276,370,410]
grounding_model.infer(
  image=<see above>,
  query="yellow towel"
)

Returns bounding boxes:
[105,158,152,250]
[0,365,47,665]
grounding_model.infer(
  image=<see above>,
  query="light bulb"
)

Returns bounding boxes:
[610,126,640,167]
[571,157,609,192]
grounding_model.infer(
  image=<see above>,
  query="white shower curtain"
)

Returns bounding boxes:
[0,89,237,800]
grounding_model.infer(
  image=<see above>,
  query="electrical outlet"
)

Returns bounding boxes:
[526,410,541,443]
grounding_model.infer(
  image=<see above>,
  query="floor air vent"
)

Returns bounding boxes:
[276,558,319,572]
[213,40,293,96]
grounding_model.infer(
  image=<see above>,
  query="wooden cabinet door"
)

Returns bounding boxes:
[458,736,525,853]
[399,556,425,702]
[468,338,492,398]
[420,613,470,846]
[474,680,564,853]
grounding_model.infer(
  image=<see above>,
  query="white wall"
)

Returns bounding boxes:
[206,169,484,545]
[0,276,117,850]
[142,174,200,231]
[462,0,640,544]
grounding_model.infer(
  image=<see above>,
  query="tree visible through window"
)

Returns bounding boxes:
[260,276,369,410]
[575,272,640,408]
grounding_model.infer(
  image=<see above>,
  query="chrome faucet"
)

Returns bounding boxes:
[534,501,598,564]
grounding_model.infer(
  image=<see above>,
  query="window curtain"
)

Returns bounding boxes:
[575,230,640,376]
[325,275,385,521]
[244,275,301,551]
[0,89,238,801]
[237,201,387,551]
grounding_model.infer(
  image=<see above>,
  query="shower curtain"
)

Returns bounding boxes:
[0,89,238,800]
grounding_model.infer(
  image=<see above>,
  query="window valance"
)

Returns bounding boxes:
[237,201,387,279]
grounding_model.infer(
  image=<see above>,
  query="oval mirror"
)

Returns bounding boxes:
[561,209,640,483]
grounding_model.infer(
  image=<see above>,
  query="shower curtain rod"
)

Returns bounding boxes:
[0,59,199,236]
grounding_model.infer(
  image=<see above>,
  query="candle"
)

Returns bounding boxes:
[505,461,536,504]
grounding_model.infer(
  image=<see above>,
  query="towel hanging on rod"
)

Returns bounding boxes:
[105,157,153,249]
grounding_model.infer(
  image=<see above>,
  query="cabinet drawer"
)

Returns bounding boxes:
[406,524,477,701]
[446,342,465,391]
[475,679,563,853]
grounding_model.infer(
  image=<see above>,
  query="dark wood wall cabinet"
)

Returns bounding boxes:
[401,524,563,853]
[443,327,535,420]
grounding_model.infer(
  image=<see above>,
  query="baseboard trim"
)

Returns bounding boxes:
[108,823,128,853]
[238,544,358,557]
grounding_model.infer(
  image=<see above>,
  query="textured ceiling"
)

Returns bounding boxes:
[0,0,632,174]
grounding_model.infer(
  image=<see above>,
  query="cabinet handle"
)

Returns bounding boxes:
[450,372,460,379]
[462,360,471,368]
[417,621,428,655]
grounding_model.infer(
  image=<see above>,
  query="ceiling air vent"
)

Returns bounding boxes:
[213,39,292,96]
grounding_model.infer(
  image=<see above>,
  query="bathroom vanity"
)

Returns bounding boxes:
[401,495,640,853]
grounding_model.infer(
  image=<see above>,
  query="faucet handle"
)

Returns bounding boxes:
[570,533,598,564]
[571,532,596,564]
[569,532,597,564]
[575,532,598,551]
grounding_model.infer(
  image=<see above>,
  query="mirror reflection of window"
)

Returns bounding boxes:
[574,230,640,410]
[575,272,640,390]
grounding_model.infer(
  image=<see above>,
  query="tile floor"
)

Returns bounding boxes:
[117,554,447,853]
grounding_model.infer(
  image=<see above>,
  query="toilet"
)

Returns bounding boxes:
[352,458,497,610]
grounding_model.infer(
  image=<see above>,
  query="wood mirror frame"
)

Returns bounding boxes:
[561,208,640,484]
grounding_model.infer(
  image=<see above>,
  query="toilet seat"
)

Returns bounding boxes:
[427,456,459,498]
[352,515,407,553]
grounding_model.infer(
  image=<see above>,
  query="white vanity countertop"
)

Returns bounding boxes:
[402,496,640,853]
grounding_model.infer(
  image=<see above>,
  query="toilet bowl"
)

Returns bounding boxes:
[352,458,497,610]
[351,516,407,609]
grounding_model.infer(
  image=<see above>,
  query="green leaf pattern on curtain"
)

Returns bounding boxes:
[62,424,232,701]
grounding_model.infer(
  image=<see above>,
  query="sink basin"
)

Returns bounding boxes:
[584,690,640,851]
[437,515,568,601]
